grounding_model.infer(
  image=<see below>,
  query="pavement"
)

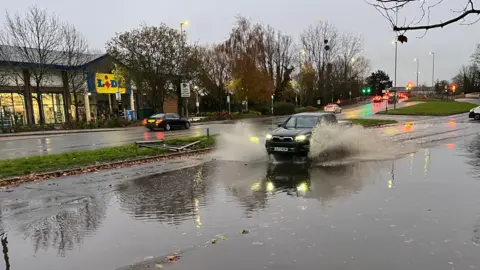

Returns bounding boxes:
[2,113,480,270]
[0,100,428,160]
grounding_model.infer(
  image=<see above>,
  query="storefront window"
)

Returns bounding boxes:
[0,92,26,126]
[32,93,65,124]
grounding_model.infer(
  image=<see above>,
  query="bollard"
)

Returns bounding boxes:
[206,128,210,138]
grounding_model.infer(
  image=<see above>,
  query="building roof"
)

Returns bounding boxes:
[0,45,107,70]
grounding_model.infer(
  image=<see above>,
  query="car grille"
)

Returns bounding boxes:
[272,136,294,142]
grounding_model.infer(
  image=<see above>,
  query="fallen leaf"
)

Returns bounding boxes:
[219,235,227,240]
[211,239,217,244]
[155,264,163,269]
[242,229,250,234]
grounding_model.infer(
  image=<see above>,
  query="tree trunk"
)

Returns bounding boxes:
[73,92,80,122]
[36,88,45,125]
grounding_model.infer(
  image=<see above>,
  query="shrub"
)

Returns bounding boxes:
[273,102,295,115]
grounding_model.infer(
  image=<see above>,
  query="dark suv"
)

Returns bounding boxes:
[265,112,351,158]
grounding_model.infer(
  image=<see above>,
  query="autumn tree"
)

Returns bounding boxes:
[369,0,480,33]
[0,6,65,125]
[106,23,185,113]
[222,17,295,105]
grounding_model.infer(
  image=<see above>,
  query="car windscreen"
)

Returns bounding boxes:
[284,116,318,129]
[150,114,165,118]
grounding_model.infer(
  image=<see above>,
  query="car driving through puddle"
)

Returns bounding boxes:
[265,112,351,160]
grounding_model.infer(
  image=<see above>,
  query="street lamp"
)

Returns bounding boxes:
[180,20,189,117]
[194,85,199,114]
[429,52,435,87]
[271,94,274,115]
[414,58,420,87]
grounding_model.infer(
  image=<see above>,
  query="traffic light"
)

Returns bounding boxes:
[451,84,456,92]
[361,88,371,95]
[406,82,413,90]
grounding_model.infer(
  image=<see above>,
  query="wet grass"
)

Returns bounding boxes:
[377,101,476,116]
[0,136,216,179]
[350,118,398,127]
[406,97,449,102]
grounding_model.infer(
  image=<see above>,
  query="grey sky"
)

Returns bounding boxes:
[2,0,478,86]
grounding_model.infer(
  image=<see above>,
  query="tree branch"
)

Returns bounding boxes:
[394,8,480,31]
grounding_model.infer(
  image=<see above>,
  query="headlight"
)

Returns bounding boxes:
[266,134,272,140]
[295,134,308,141]
[471,108,475,112]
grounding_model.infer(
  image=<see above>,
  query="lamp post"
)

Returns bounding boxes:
[180,20,189,117]
[271,94,274,115]
[429,52,435,87]
[194,85,199,114]
[414,58,420,87]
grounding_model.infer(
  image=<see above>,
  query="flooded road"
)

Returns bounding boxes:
[2,118,480,269]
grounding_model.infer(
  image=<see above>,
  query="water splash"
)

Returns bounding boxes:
[309,124,414,162]
[209,122,415,163]
[209,122,268,162]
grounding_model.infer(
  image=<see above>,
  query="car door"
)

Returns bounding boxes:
[167,113,182,127]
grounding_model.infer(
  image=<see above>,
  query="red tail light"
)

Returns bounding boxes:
[142,119,147,125]
[155,119,163,124]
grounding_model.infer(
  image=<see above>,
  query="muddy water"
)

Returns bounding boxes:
[1,121,480,269]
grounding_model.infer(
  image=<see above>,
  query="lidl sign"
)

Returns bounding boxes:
[93,73,127,94]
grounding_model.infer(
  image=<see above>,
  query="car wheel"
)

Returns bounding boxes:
[165,123,171,131]
[184,122,191,129]
[475,114,480,120]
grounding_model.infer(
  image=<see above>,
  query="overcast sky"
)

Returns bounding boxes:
[1,0,479,86]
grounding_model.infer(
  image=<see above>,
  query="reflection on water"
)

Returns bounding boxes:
[2,191,107,256]
[115,164,213,225]
[263,162,377,203]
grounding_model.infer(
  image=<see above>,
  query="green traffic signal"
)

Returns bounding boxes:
[367,88,371,93]
[362,89,366,94]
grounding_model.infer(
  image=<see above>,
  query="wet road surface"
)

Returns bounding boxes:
[0,100,420,160]
[2,115,480,269]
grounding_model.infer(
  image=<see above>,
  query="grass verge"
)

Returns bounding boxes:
[377,101,476,116]
[406,97,449,102]
[0,135,216,179]
[350,118,398,127]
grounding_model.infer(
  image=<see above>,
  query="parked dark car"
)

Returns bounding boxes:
[145,113,191,131]
[265,112,351,158]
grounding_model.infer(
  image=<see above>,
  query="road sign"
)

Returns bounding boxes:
[181,82,191,98]
[349,91,351,96]
[115,91,121,101]
[382,90,387,93]
[227,95,230,103]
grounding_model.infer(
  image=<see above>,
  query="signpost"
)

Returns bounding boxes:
[181,82,191,117]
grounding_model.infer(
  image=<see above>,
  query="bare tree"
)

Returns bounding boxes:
[0,6,64,125]
[193,45,231,110]
[300,21,339,105]
[62,23,90,123]
[369,0,480,33]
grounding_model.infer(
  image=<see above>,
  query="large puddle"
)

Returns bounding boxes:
[1,120,480,269]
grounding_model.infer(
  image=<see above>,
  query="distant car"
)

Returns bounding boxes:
[265,112,352,158]
[324,104,342,113]
[373,96,383,103]
[145,113,191,131]
[469,106,480,120]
